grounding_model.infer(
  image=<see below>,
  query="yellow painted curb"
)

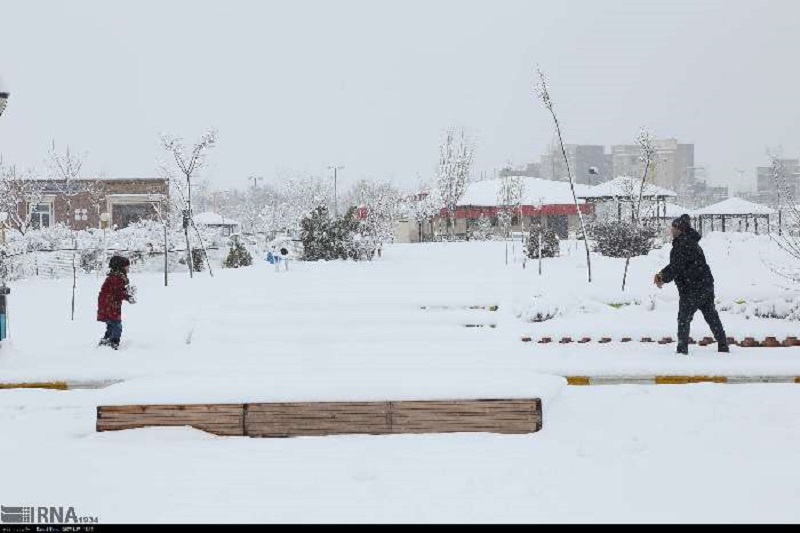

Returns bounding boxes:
[654,376,727,385]
[0,381,69,390]
[566,376,591,386]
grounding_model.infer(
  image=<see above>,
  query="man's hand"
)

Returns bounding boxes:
[653,273,664,289]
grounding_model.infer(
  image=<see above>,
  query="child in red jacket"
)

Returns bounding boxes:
[97,255,134,349]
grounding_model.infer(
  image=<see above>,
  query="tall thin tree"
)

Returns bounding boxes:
[161,129,217,277]
[436,128,473,240]
[534,68,592,282]
[621,129,657,291]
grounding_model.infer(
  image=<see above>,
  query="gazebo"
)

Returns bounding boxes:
[194,211,241,237]
[650,202,695,225]
[577,176,677,221]
[693,197,776,235]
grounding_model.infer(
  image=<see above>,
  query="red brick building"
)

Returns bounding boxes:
[23,178,168,231]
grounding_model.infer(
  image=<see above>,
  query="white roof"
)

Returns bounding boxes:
[457,176,585,206]
[193,211,240,226]
[578,176,677,199]
[694,197,777,216]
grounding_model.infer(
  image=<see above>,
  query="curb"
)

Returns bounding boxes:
[522,335,800,347]
[566,376,800,386]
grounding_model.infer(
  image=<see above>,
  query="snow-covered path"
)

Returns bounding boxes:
[1,384,798,523]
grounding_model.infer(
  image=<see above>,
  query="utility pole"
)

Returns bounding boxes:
[249,175,263,190]
[328,165,344,217]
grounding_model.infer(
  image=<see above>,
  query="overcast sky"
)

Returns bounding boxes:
[1,0,798,193]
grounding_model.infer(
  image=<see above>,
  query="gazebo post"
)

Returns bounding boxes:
[779,210,782,236]
[722,216,726,233]
[755,216,759,235]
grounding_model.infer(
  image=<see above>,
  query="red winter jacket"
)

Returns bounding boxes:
[97,272,131,322]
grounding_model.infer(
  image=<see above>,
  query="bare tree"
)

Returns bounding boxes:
[161,129,217,277]
[0,162,46,236]
[534,68,592,282]
[402,181,442,243]
[621,129,657,291]
[768,151,800,281]
[437,128,473,239]
[149,173,174,287]
[47,141,98,320]
[497,175,524,265]
[346,179,401,258]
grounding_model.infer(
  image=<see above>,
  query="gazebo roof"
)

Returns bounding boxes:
[457,176,586,206]
[578,176,677,200]
[693,197,776,216]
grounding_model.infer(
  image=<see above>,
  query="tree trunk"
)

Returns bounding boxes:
[538,233,542,276]
[184,225,193,278]
[549,109,592,283]
[188,215,214,277]
[164,223,169,287]
[71,247,77,321]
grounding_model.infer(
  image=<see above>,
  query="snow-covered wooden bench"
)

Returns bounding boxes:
[96,399,543,437]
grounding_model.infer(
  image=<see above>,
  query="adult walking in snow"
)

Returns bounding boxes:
[654,214,729,355]
[97,255,135,350]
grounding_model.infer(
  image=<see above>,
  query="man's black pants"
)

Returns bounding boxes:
[677,292,727,350]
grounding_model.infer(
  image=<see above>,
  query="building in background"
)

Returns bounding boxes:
[23,178,168,231]
[539,144,611,185]
[610,138,695,193]
[400,176,593,242]
[755,158,800,205]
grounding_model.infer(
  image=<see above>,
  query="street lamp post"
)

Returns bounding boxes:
[249,175,263,190]
[100,212,111,268]
[328,164,344,217]
[0,91,9,118]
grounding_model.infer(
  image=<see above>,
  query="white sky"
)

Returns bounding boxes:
[1,0,798,193]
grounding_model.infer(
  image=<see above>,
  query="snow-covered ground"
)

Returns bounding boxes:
[2,232,799,383]
[2,233,800,522]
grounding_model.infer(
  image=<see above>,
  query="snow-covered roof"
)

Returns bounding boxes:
[193,211,240,226]
[578,176,677,199]
[694,197,777,216]
[457,176,585,206]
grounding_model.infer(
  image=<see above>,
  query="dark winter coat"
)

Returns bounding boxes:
[97,272,131,322]
[659,228,715,300]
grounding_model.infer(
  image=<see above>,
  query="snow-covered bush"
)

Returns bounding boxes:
[526,224,560,259]
[469,214,494,241]
[590,221,657,258]
[223,236,253,268]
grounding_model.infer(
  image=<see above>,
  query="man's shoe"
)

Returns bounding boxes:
[718,343,730,353]
[677,345,689,355]
[98,338,110,347]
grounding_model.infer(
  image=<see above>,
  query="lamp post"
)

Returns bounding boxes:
[328,164,344,217]
[0,89,10,340]
[100,212,111,267]
[248,175,263,190]
[0,90,9,118]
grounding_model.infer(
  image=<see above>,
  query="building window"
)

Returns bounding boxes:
[112,203,156,229]
[29,203,53,229]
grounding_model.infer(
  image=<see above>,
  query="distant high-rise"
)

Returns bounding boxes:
[610,138,695,192]
[756,158,800,202]
[539,144,611,185]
